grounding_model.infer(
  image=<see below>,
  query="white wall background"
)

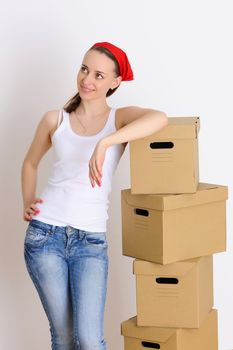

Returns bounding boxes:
[0,0,232,349]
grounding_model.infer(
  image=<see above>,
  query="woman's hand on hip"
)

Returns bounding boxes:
[23,198,43,221]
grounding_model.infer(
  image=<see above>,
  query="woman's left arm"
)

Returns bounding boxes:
[103,106,168,147]
[89,106,168,187]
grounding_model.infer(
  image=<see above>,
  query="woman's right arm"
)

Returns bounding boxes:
[21,110,58,221]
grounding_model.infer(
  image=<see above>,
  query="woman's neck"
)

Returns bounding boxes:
[77,99,110,118]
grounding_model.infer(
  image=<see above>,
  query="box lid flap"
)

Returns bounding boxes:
[133,257,201,276]
[122,183,228,211]
[136,116,200,141]
[121,316,176,342]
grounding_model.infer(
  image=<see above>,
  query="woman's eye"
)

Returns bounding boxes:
[80,67,103,79]
[96,74,103,79]
[81,66,87,72]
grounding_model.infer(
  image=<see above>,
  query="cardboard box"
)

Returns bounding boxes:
[130,117,200,194]
[121,182,227,264]
[134,256,213,328]
[121,309,218,350]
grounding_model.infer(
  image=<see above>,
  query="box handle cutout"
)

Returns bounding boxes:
[134,208,149,217]
[150,141,174,149]
[141,341,160,349]
[156,277,179,284]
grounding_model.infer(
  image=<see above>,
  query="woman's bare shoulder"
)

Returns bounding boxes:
[41,109,60,138]
[42,109,60,125]
[23,109,60,167]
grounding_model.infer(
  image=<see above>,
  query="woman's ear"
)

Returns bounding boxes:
[111,76,122,90]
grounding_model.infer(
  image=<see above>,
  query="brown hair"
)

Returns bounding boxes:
[63,46,121,113]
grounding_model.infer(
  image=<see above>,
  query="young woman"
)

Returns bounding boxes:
[21,41,168,350]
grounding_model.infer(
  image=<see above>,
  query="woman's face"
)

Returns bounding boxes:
[77,49,121,100]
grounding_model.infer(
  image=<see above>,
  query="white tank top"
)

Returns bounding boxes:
[32,107,125,232]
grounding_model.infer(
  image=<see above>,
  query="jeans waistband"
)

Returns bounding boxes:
[29,219,106,236]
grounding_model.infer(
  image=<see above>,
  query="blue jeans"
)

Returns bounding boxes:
[23,219,109,350]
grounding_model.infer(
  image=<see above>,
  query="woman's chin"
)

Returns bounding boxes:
[79,90,95,99]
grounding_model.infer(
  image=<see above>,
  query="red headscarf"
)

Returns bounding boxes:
[90,42,134,81]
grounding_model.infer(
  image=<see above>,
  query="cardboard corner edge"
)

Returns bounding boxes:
[121,188,131,203]
[120,321,124,336]
[120,316,137,337]
[133,258,142,275]
[196,116,200,134]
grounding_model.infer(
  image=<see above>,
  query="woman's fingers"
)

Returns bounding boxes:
[95,159,102,178]
[23,208,33,221]
[89,168,95,187]
[34,198,43,204]
[88,163,96,187]
[89,162,101,186]
[23,211,31,221]
[23,198,44,221]
[30,203,40,215]
[88,140,106,187]
[93,159,102,182]
[31,198,43,213]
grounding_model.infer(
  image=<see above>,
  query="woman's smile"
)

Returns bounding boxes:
[80,84,95,93]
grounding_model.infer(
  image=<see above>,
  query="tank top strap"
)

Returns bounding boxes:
[61,109,69,125]
[107,107,117,132]
[56,109,62,128]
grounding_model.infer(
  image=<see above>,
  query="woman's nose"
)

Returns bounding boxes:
[82,73,93,85]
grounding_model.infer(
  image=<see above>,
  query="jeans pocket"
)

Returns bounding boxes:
[85,232,108,248]
[24,223,50,247]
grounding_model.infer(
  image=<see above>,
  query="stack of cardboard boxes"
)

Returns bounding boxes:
[120,117,228,350]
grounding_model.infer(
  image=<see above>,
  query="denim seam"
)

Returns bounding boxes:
[24,250,56,341]
[68,269,80,349]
